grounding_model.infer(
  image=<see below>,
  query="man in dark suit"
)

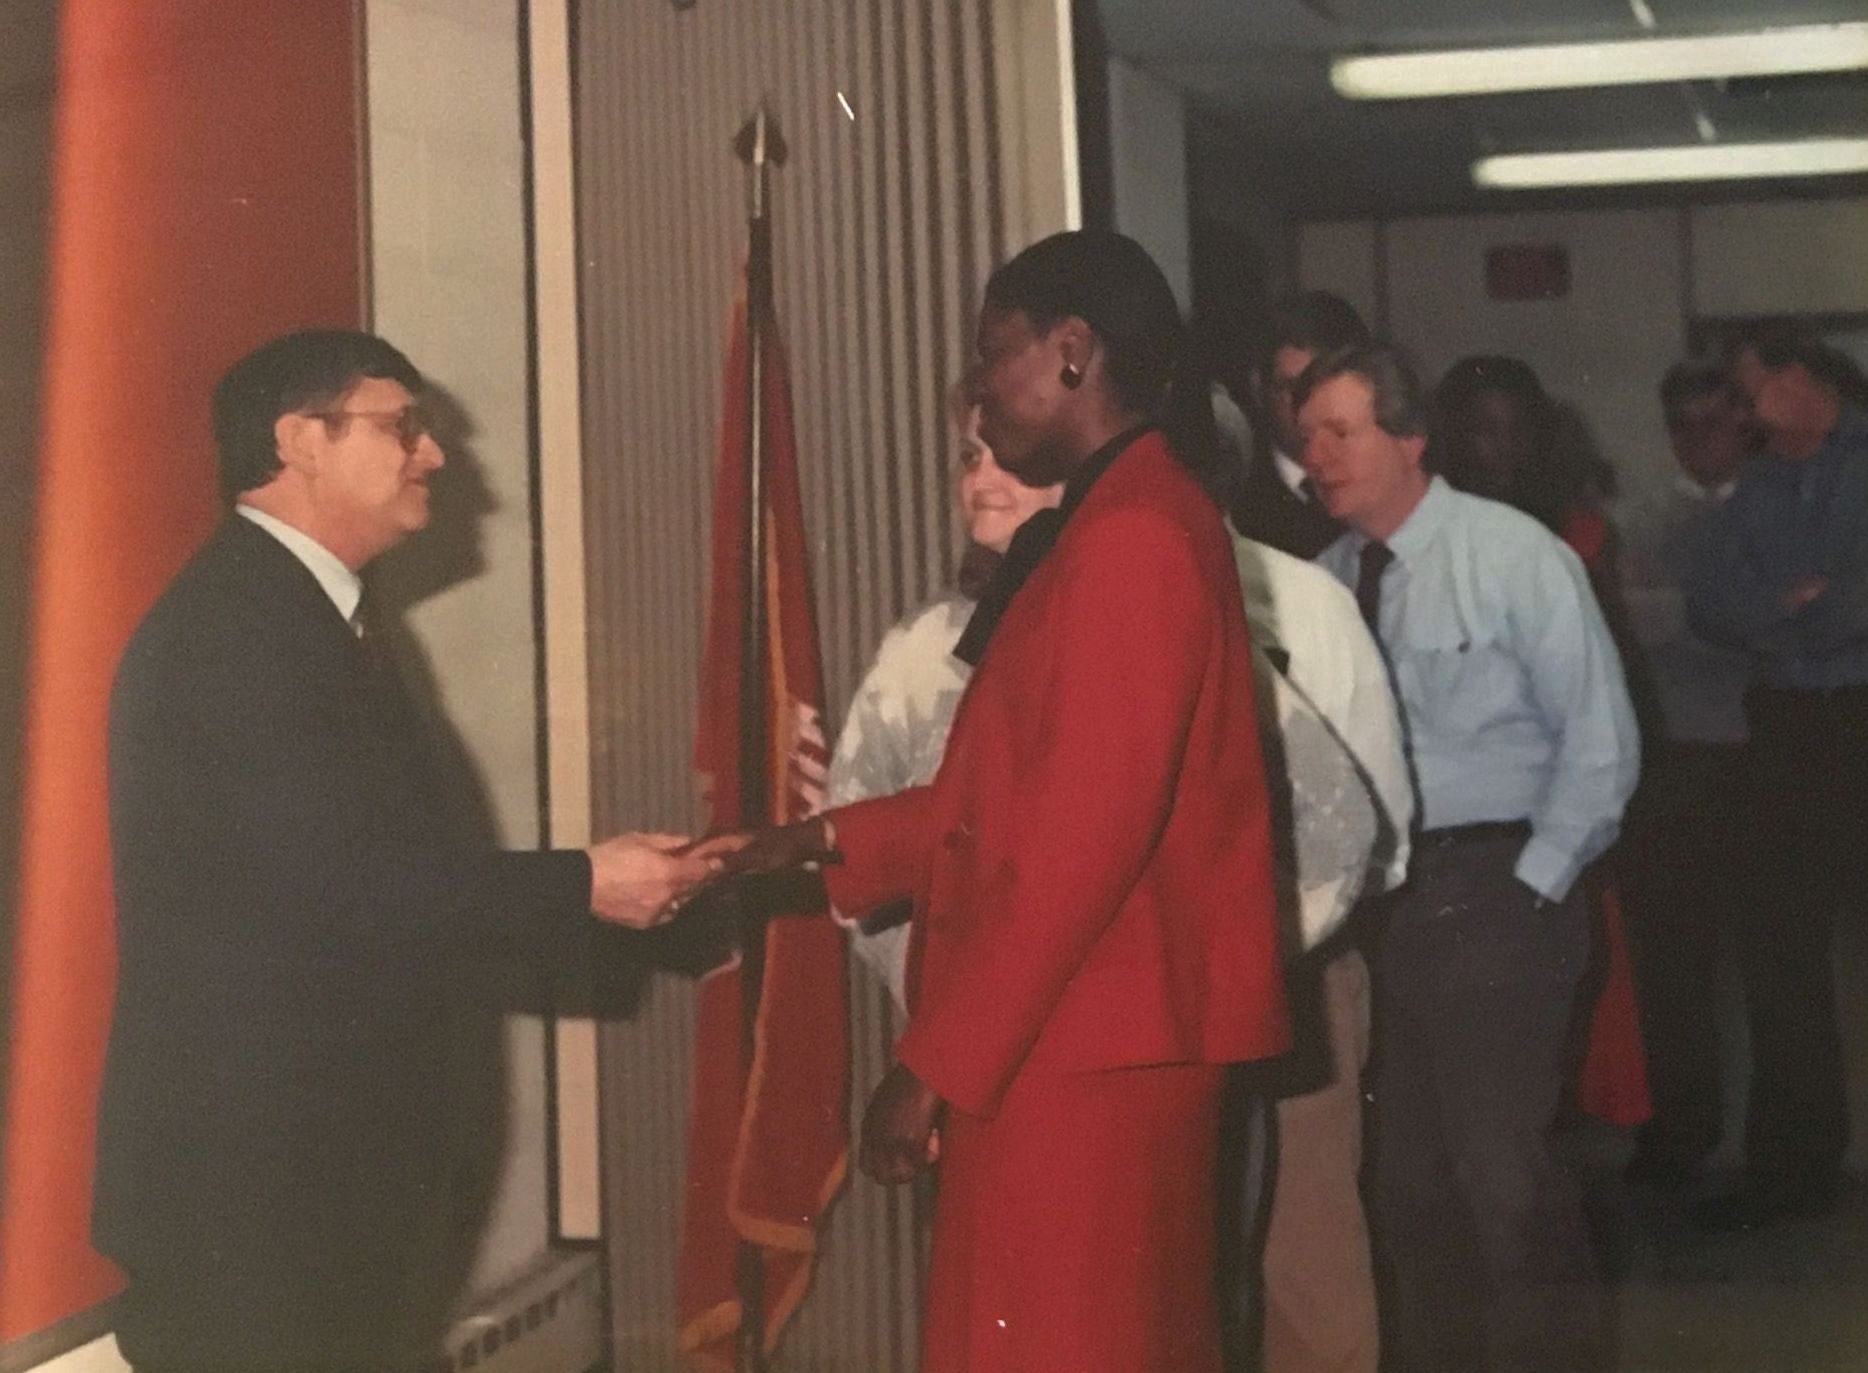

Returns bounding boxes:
[1227,290,1370,559]
[95,330,713,1372]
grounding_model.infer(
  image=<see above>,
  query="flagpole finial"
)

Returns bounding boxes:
[734,105,788,222]
[732,104,789,171]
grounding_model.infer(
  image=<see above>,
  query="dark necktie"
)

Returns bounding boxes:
[1356,540,1393,640]
[351,593,413,728]
[1355,538,1424,828]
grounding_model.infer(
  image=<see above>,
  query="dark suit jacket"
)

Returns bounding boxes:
[1230,444,1342,561]
[95,516,591,1371]
[824,434,1291,1119]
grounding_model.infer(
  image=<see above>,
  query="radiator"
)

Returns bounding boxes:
[433,1252,606,1373]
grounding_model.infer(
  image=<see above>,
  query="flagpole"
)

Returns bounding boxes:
[732,102,787,1373]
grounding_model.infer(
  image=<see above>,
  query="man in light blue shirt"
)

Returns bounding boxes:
[1300,342,1638,1373]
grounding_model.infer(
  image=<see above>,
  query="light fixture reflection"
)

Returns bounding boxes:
[1334,23,1868,99]
[1473,138,1868,188]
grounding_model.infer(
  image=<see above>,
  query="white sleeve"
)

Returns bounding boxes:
[1275,557,1415,892]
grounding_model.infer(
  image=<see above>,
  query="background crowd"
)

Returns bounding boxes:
[821,262,1867,1371]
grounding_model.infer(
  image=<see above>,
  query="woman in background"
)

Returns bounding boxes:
[1435,356,1641,674]
[1435,354,1654,1130]
[828,391,1062,1009]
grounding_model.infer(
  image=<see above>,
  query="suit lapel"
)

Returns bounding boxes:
[219,516,424,746]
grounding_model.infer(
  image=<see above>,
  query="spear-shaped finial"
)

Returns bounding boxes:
[733,104,789,220]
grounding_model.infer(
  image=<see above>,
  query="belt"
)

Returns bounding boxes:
[1416,819,1531,848]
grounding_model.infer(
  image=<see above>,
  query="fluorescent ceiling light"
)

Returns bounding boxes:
[1333,23,1868,99]
[1473,138,1868,188]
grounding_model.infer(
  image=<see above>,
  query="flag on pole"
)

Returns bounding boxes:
[676,272,850,1369]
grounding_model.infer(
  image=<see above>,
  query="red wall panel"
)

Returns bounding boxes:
[1,0,363,1344]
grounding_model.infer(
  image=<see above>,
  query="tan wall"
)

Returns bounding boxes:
[1692,198,1868,321]
[1109,56,1190,311]
[364,0,555,1304]
[1298,196,1868,498]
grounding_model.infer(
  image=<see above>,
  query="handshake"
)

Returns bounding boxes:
[584,816,839,928]
[587,816,944,1181]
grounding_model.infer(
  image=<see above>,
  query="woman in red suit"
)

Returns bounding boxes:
[720,231,1290,1371]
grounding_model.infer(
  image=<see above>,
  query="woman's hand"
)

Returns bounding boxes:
[692,817,838,876]
[860,1062,945,1183]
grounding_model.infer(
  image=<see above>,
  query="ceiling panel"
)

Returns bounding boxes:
[1633,0,1868,26]
[1323,0,1641,47]
[1097,2,1342,61]
[1099,0,1868,54]
[1099,0,1868,216]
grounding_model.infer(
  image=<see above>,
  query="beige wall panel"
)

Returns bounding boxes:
[366,0,559,1304]
[1691,196,1868,321]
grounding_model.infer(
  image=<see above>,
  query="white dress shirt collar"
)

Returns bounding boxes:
[236,504,364,626]
[1381,474,1454,565]
[1271,447,1309,496]
[1672,472,1735,504]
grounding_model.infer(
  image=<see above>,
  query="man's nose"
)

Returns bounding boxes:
[415,432,445,469]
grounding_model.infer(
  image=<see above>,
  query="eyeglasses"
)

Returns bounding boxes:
[309,406,433,454]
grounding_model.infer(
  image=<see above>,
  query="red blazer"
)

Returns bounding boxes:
[824,433,1290,1118]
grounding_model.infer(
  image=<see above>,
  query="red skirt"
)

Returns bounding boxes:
[922,1062,1226,1373]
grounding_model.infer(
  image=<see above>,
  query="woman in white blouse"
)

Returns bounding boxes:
[827,394,1062,1006]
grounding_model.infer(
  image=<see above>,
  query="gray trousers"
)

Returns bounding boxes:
[1368,830,1608,1373]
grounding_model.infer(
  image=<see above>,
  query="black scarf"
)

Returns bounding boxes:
[952,424,1154,667]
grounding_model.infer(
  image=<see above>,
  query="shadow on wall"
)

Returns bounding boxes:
[362,385,669,1333]
[366,385,524,1334]
[386,384,701,1018]
[379,384,495,610]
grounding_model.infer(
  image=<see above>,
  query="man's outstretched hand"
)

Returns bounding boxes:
[587,832,720,928]
[860,1062,944,1184]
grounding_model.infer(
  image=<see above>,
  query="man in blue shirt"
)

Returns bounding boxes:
[1300,342,1639,1373]
[1686,323,1868,1229]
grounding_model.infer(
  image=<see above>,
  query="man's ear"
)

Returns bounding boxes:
[1399,432,1428,474]
[274,412,318,475]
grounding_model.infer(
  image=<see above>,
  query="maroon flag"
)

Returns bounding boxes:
[676,274,849,1369]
